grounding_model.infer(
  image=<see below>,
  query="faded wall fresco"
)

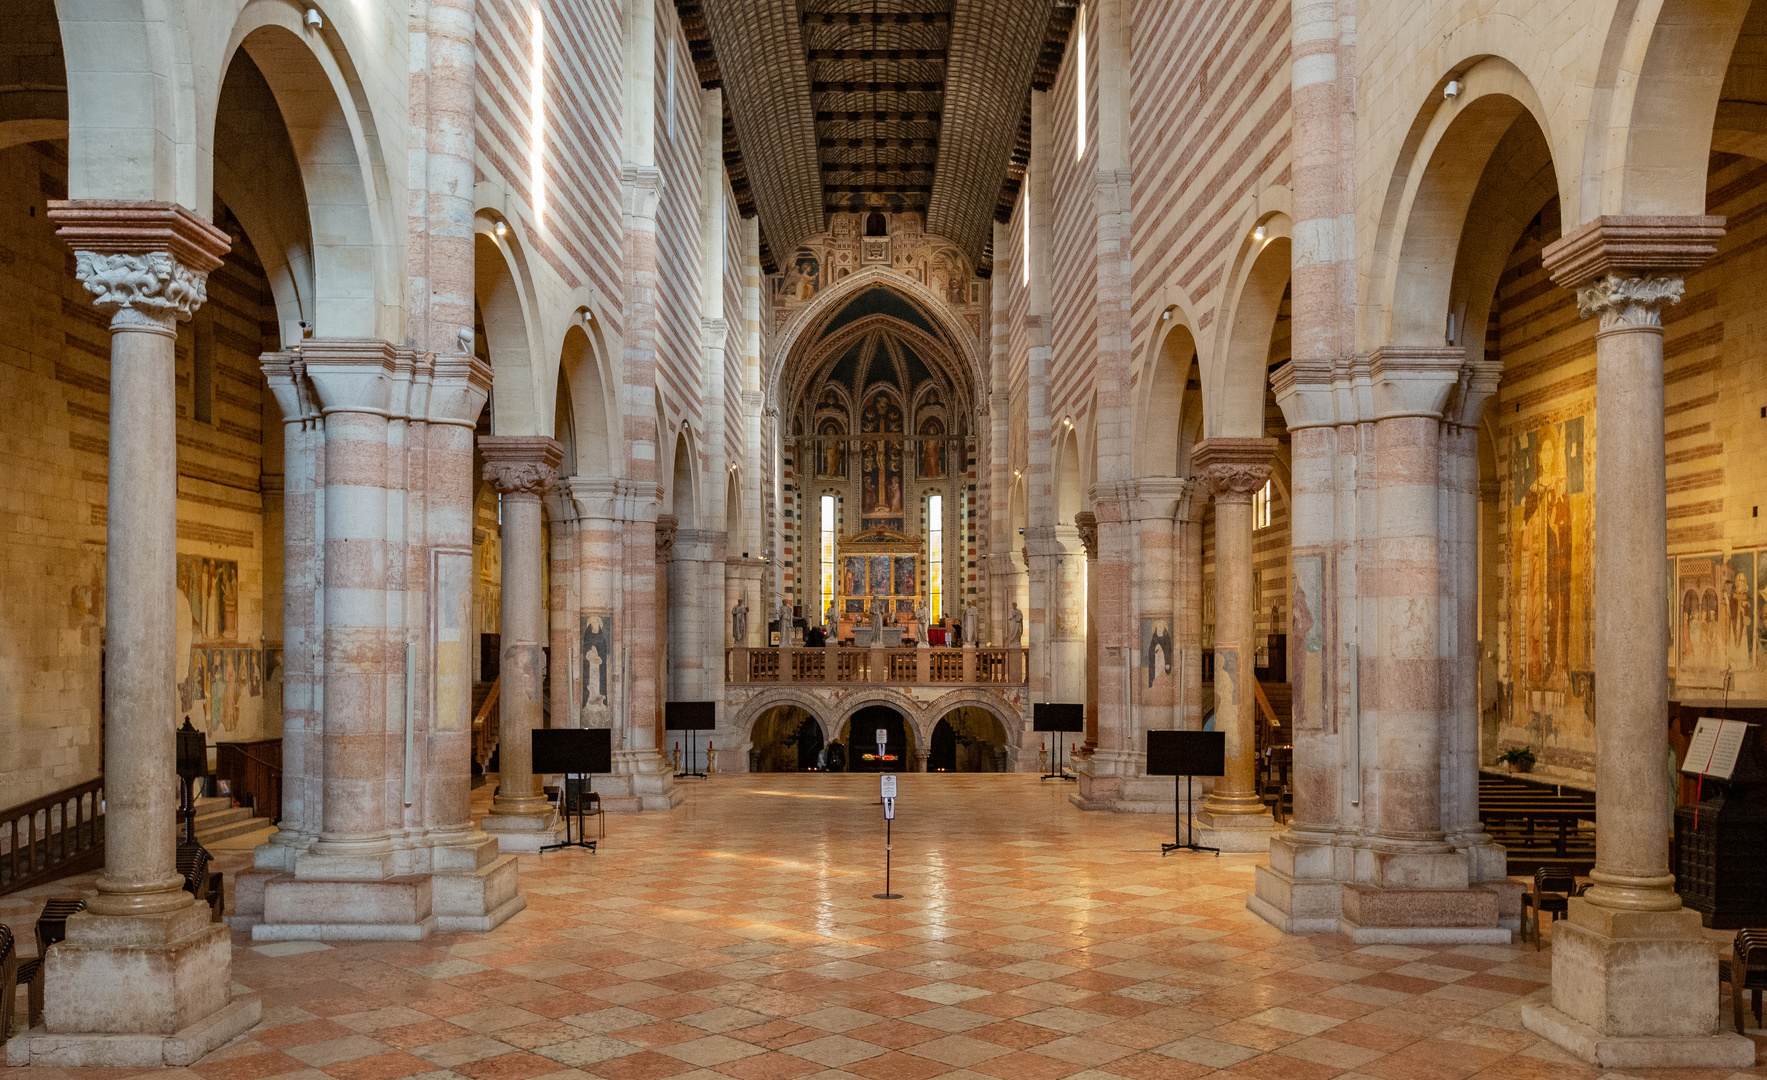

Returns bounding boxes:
[176,554,269,735]
[770,212,983,343]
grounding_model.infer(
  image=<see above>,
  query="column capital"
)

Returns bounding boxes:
[655,513,679,558]
[1270,360,1340,430]
[1073,512,1098,560]
[1126,475,1186,521]
[1192,437,1278,502]
[298,339,402,416]
[701,317,729,346]
[1368,346,1464,420]
[479,435,563,497]
[428,352,493,427]
[49,200,231,330]
[1445,358,1503,428]
[564,475,621,518]
[1542,215,1725,330]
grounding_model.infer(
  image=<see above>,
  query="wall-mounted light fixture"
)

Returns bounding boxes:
[494,220,508,237]
[1252,224,1267,242]
[1444,79,1462,99]
[305,7,323,28]
[1062,416,1073,429]
[1161,310,1171,320]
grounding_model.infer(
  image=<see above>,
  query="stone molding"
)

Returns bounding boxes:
[49,201,231,331]
[621,163,664,220]
[429,352,493,426]
[1192,437,1278,502]
[1445,358,1503,428]
[479,435,564,497]
[1367,346,1465,421]
[1073,512,1098,559]
[299,339,403,417]
[655,513,679,558]
[1540,215,1725,289]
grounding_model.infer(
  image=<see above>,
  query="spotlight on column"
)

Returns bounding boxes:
[305,7,323,28]
[1444,79,1462,99]
[1252,224,1267,242]
[495,220,508,237]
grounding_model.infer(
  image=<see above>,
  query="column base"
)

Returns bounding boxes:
[433,856,526,932]
[480,810,566,852]
[600,749,686,812]
[253,874,437,941]
[1250,867,1343,935]
[1520,899,1750,1065]
[6,993,261,1068]
[1339,883,1510,944]
[1521,1004,1755,1068]
[42,904,236,1037]
[1191,808,1279,851]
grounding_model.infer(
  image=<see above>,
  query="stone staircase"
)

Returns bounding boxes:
[182,795,273,845]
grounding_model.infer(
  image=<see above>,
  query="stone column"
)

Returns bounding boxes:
[1521,217,1751,1068]
[1075,511,1100,755]
[31,201,258,1065]
[567,477,621,730]
[1192,438,1278,851]
[547,489,580,729]
[1176,480,1205,734]
[478,436,565,851]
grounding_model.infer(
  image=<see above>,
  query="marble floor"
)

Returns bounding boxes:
[4,772,1764,1080]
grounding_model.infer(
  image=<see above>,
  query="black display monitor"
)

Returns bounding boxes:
[1033,702,1085,733]
[664,701,717,731]
[1146,730,1225,778]
[531,728,612,775]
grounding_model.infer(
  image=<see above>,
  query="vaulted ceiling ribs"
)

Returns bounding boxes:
[804,1,953,218]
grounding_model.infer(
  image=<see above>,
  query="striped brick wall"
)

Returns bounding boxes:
[655,2,706,430]
[1046,22,1098,427]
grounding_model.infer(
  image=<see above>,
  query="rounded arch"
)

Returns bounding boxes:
[218,13,393,340]
[59,0,195,204]
[725,469,742,538]
[765,264,990,404]
[1370,58,1559,349]
[1055,428,1083,524]
[1205,212,1291,439]
[730,688,834,746]
[668,429,700,529]
[475,215,546,435]
[828,689,930,748]
[1138,317,1196,477]
[923,689,1023,751]
[1588,0,1752,218]
[559,317,616,475]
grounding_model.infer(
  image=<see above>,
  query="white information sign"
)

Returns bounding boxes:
[1682,717,1753,781]
[883,797,895,820]
[876,728,888,749]
[880,774,898,798]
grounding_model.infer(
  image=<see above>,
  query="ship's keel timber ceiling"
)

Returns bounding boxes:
[679,1,1068,276]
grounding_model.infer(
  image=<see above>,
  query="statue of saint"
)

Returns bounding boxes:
[963,602,979,648]
[1008,602,1024,646]
[914,602,929,644]
[731,598,749,644]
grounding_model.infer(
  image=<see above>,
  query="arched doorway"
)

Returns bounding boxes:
[928,708,1008,772]
[842,705,913,771]
[750,705,824,772]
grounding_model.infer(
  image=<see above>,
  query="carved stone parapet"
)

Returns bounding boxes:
[1073,512,1098,560]
[1368,346,1464,421]
[1192,437,1278,503]
[48,201,232,331]
[655,513,679,559]
[479,435,564,498]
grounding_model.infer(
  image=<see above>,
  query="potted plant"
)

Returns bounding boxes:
[1497,746,1536,774]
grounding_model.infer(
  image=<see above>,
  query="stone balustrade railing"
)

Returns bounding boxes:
[727,646,1027,686]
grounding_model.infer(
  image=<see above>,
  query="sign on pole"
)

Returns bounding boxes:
[880,774,897,798]
[883,797,895,820]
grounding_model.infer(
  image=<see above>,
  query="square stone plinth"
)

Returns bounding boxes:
[1529,902,1743,1056]
[44,905,233,1036]
[433,854,527,932]
[1521,1003,1755,1068]
[254,873,437,941]
[7,993,260,1068]
[1191,810,1278,852]
[1338,883,1511,944]
[480,810,567,851]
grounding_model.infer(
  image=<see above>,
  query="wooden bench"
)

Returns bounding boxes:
[178,842,224,921]
[15,897,85,1031]
[1478,775,1595,874]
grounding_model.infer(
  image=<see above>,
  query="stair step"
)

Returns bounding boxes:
[196,806,252,827]
[196,816,269,842]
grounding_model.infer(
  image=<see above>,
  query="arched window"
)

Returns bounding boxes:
[1075,4,1087,159]
[928,494,944,622]
[821,495,837,619]
[866,212,888,237]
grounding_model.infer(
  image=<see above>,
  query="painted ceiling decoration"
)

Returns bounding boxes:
[675,1,1074,275]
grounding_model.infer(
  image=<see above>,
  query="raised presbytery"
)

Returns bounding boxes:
[0,0,1763,1074]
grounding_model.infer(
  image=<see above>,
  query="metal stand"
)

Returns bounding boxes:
[1162,774,1218,856]
[674,731,707,779]
[873,816,901,899]
[1041,740,1076,782]
[541,774,598,854]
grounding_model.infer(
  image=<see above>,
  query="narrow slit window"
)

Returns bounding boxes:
[1076,4,1087,159]
[1253,480,1272,530]
[928,494,943,623]
[821,495,836,618]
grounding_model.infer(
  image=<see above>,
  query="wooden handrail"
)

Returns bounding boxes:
[1253,680,1278,727]
[1,776,105,896]
[474,677,501,728]
[229,748,282,775]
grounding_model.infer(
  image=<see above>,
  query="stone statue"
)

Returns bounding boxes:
[914,602,929,644]
[732,598,748,645]
[963,602,979,647]
[825,601,836,628]
[1008,602,1024,646]
[870,605,883,638]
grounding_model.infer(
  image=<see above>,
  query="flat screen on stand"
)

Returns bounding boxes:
[1145,730,1225,777]
[1032,703,1085,733]
[664,701,717,731]
[531,728,612,774]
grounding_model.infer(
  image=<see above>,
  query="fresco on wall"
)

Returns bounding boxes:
[580,613,611,721]
[860,391,904,525]
[1677,553,1755,682]
[894,555,917,598]
[817,418,846,477]
[176,555,261,732]
[1140,618,1173,688]
[919,417,946,478]
[1291,551,1328,733]
[1512,416,1589,688]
